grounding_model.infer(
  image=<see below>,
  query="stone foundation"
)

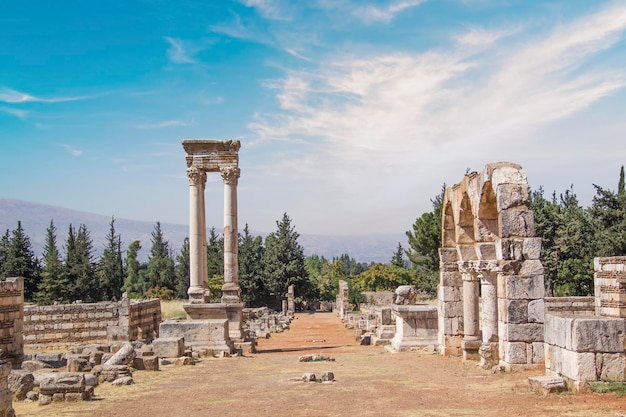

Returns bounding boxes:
[159,319,234,354]
[0,278,23,361]
[390,305,438,352]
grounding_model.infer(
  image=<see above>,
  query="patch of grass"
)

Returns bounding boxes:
[161,299,187,319]
[588,382,626,397]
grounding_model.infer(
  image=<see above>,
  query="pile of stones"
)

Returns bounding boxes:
[243,308,293,339]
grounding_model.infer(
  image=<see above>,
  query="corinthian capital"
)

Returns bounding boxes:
[220,167,240,185]
[187,167,206,187]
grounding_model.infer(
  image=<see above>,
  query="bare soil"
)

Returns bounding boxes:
[14,312,626,417]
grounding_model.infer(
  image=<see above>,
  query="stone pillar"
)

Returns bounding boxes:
[187,167,208,303]
[460,263,480,361]
[220,167,241,304]
[479,265,499,368]
[287,285,295,315]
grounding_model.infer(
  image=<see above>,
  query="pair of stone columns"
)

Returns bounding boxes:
[187,165,240,304]
[459,261,499,365]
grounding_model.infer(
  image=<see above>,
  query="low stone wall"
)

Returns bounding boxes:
[127,299,161,343]
[0,278,24,359]
[544,297,595,315]
[24,298,161,349]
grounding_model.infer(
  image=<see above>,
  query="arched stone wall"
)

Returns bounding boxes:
[437,162,545,369]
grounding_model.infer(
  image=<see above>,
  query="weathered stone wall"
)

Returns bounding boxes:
[0,277,23,359]
[544,257,626,391]
[544,297,595,315]
[24,298,161,348]
[127,299,161,343]
[0,361,14,417]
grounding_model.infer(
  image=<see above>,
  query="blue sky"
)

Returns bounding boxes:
[1,0,626,236]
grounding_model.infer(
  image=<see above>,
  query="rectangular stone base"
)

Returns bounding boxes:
[462,339,481,361]
[184,303,244,341]
[159,319,233,354]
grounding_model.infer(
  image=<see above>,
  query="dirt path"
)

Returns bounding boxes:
[14,312,626,417]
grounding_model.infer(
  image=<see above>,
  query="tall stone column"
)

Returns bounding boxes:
[187,166,208,303]
[478,262,499,368]
[460,262,481,361]
[221,167,241,304]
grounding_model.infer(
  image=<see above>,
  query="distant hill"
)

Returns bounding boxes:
[0,199,404,263]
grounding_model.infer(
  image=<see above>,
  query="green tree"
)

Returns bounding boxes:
[66,224,98,302]
[123,240,143,297]
[2,221,41,300]
[262,213,311,305]
[589,166,626,258]
[0,229,9,275]
[238,224,265,306]
[145,222,176,296]
[406,187,444,271]
[174,237,190,299]
[531,187,595,296]
[36,220,69,304]
[98,217,125,300]
[207,227,224,278]
[351,263,413,292]
[391,243,405,268]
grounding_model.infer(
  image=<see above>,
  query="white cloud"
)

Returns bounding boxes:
[0,106,28,119]
[246,3,626,232]
[354,0,426,23]
[0,87,88,103]
[164,37,196,64]
[238,0,292,21]
[59,144,83,157]
[136,119,196,129]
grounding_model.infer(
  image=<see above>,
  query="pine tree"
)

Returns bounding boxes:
[98,217,125,301]
[146,222,176,297]
[207,227,224,278]
[391,243,405,268]
[2,221,40,300]
[619,165,625,196]
[36,220,69,304]
[174,237,190,299]
[123,240,143,297]
[262,213,311,305]
[65,224,98,302]
[238,224,265,306]
[406,186,444,271]
[0,229,9,275]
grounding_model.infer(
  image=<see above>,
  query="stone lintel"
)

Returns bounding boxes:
[183,139,240,172]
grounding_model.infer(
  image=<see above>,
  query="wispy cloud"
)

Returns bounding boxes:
[210,13,274,45]
[0,106,29,119]
[136,118,196,129]
[0,87,89,103]
[59,144,83,157]
[164,37,216,65]
[353,0,427,23]
[238,0,292,21]
[248,3,626,185]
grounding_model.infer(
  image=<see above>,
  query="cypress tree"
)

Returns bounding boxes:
[36,220,69,304]
[174,237,190,299]
[3,221,40,300]
[146,222,176,296]
[238,224,265,306]
[123,240,143,297]
[98,217,125,300]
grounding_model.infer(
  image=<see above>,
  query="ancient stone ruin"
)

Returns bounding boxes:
[438,162,544,369]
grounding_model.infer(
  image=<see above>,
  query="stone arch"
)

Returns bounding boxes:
[438,162,544,369]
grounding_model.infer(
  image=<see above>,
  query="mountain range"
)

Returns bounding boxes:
[0,199,405,263]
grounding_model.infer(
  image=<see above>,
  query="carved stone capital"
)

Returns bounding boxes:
[186,167,206,187]
[221,167,240,186]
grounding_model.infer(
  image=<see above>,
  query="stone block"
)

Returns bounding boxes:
[442,301,462,318]
[159,319,233,353]
[503,341,527,364]
[439,248,459,264]
[522,238,542,260]
[504,300,528,324]
[528,299,544,323]
[501,323,543,342]
[528,376,567,395]
[457,245,478,261]
[496,183,530,211]
[597,353,625,382]
[571,317,625,353]
[152,337,185,358]
[438,286,461,302]
[440,271,462,287]
[497,238,523,261]
[530,342,545,364]
[8,371,34,400]
[132,356,159,371]
[544,314,568,348]
[500,209,535,238]
[476,243,497,260]
[502,276,545,300]
[519,260,544,277]
[560,350,596,381]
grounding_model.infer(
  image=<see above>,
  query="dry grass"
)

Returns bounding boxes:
[159,299,187,319]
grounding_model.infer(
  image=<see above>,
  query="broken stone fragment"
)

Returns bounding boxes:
[321,371,334,382]
[104,342,136,366]
[301,373,316,382]
[111,376,134,386]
